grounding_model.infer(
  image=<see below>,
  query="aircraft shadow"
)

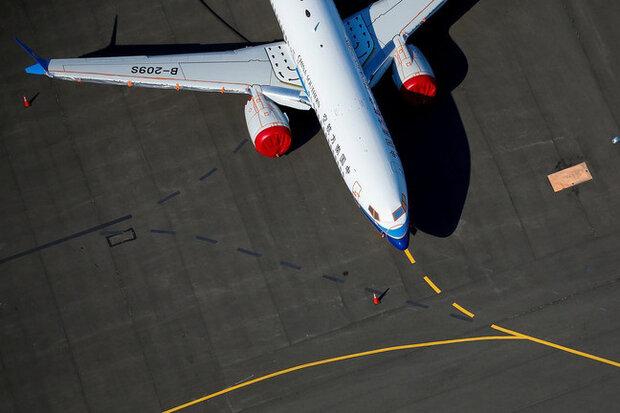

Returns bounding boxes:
[81,22,267,57]
[292,0,479,200]
[371,0,479,238]
[81,41,269,58]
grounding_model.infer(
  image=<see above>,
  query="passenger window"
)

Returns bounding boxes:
[392,206,405,221]
[368,205,380,220]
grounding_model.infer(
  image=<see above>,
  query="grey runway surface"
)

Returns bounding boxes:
[1,0,619,412]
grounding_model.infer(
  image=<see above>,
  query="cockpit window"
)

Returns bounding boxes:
[392,206,405,221]
[368,205,380,220]
[392,193,408,220]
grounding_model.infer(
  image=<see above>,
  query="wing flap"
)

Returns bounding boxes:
[48,47,275,94]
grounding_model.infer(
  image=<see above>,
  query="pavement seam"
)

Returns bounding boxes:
[136,9,241,412]
[512,372,615,412]
[561,0,620,130]
[56,6,168,408]
[4,5,93,408]
[0,345,19,412]
[460,87,537,261]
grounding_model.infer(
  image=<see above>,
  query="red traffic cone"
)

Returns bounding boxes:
[372,293,380,305]
[22,96,30,108]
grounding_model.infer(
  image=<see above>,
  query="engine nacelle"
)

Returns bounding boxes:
[392,42,437,98]
[244,86,292,158]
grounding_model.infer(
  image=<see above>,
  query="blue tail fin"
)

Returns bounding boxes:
[15,37,50,76]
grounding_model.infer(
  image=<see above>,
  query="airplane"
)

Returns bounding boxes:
[16,0,447,251]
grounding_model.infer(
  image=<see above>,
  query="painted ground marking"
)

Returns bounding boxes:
[491,324,620,368]
[161,335,523,412]
[150,229,176,235]
[237,247,262,257]
[0,214,132,265]
[423,275,441,294]
[280,261,302,270]
[452,302,475,318]
[199,167,218,181]
[404,248,415,264]
[195,235,218,244]
[158,190,180,205]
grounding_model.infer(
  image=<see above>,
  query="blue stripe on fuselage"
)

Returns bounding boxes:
[295,68,310,97]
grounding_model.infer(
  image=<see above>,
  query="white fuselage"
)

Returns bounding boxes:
[271,0,409,244]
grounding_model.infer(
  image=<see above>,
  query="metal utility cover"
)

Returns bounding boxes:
[547,162,592,192]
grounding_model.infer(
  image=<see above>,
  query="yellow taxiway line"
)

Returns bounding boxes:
[404,248,416,264]
[163,324,620,412]
[452,302,475,318]
[491,324,620,368]
[423,275,442,294]
[162,335,523,412]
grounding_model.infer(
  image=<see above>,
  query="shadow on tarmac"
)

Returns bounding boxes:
[373,0,479,238]
[80,15,268,58]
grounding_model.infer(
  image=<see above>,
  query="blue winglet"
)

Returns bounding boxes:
[15,37,50,76]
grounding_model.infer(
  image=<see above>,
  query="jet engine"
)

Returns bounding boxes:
[392,43,437,98]
[244,86,292,158]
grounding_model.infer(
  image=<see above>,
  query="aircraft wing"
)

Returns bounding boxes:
[16,38,311,110]
[343,0,448,86]
[17,0,448,109]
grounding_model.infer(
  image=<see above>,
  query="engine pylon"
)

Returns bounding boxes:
[244,86,292,158]
[392,36,437,99]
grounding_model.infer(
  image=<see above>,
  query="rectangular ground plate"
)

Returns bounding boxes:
[547,162,592,192]
[106,228,137,247]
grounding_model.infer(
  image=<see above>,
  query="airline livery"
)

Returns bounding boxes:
[17,0,447,251]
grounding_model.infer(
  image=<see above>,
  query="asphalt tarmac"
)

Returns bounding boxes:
[1,0,619,412]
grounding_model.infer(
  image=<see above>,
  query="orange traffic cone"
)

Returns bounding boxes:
[372,293,380,305]
[22,96,30,108]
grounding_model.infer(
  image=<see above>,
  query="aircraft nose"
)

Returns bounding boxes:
[386,233,409,250]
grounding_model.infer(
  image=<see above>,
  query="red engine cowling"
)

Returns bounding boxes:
[244,86,292,158]
[392,40,437,98]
